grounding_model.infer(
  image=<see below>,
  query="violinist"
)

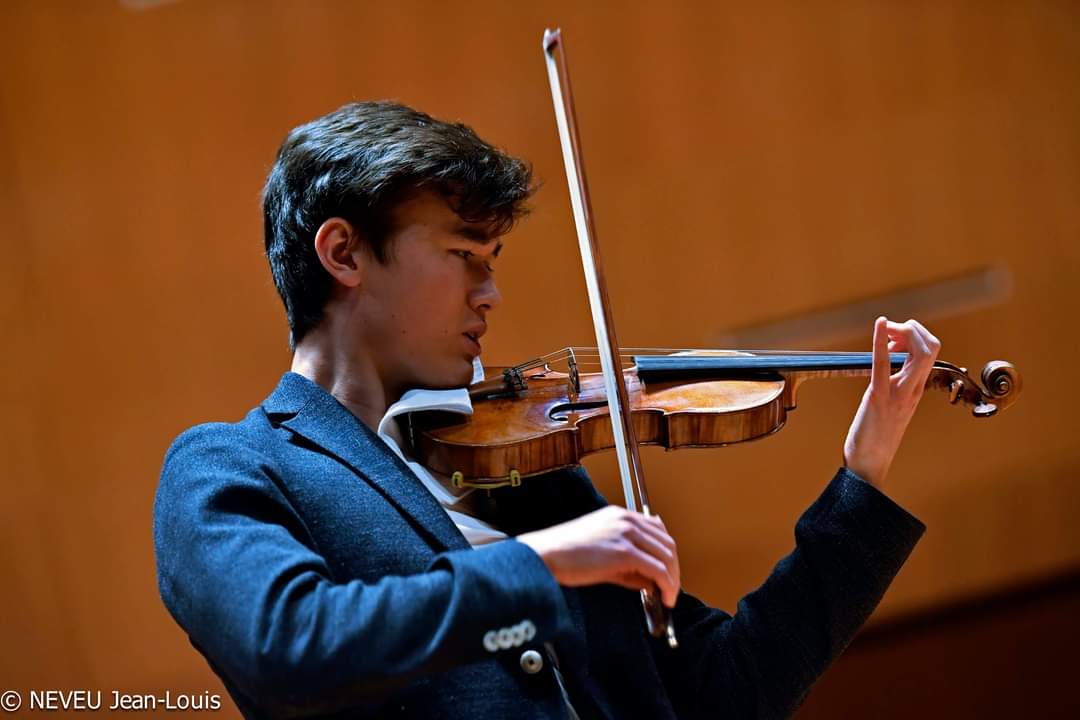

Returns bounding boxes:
[154,100,934,719]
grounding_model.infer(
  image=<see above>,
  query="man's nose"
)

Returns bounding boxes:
[470,273,502,313]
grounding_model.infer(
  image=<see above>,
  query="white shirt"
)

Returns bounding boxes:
[374,358,509,547]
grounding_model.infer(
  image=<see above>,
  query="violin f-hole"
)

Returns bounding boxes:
[549,400,609,422]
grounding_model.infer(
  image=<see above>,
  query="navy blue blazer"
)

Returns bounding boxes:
[154,372,925,719]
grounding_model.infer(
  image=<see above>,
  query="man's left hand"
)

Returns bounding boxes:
[843,316,941,489]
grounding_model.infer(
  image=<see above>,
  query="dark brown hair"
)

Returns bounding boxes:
[262,101,534,347]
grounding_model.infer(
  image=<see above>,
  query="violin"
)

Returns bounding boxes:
[410,347,1021,488]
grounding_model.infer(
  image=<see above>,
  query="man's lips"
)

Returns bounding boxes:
[462,323,486,355]
[462,332,482,355]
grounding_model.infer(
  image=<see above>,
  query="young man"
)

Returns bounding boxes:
[155,101,937,719]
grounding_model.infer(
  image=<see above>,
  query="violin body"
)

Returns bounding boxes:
[413,367,788,485]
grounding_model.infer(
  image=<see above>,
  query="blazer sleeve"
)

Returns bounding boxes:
[153,423,573,717]
[654,467,926,719]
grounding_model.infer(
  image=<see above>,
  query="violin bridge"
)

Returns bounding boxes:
[451,469,523,491]
[567,347,581,395]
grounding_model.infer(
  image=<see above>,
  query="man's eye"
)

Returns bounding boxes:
[453,249,494,273]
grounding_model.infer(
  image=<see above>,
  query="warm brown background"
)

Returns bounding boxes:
[2,0,1077,717]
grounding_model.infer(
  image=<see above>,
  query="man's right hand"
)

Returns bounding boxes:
[517,506,681,607]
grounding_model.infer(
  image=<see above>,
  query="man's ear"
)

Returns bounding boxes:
[313,217,365,288]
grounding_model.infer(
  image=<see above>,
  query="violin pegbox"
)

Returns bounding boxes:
[931,360,1022,417]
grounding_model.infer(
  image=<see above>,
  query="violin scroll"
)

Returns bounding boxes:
[931,360,1022,418]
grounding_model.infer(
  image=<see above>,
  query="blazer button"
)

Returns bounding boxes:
[497,628,514,649]
[519,649,544,675]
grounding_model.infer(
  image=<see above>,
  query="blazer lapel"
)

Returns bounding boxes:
[262,372,469,553]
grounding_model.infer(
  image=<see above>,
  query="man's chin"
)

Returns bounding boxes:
[419,365,475,390]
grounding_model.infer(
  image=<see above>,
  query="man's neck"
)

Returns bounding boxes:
[290,325,397,433]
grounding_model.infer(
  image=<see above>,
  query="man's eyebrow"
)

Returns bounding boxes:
[457,226,492,243]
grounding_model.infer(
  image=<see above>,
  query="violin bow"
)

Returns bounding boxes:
[543,28,678,649]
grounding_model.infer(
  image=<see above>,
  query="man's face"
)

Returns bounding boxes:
[354,191,503,393]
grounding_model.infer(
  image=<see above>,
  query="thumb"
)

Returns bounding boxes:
[871,316,890,394]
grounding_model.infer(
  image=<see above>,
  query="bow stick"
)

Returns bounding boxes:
[543,28,678,649]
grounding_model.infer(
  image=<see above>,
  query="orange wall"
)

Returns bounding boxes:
[2,1,1077,715]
